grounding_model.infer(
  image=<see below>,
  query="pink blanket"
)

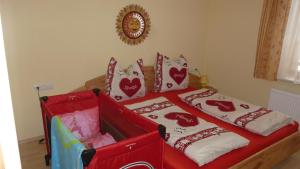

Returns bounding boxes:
[83,133,116,149]
[60,106,116,148]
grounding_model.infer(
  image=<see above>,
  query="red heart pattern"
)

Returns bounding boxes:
[240,104,250,109]
[114,96,123,100]
[119,78,141,97]
[195,103,202,110]
[165,112,199,127]
[148,115,158,119]
[167,83,173,88]
[169,67,187,85]
[133,71,139,76]
[206,100,236,112]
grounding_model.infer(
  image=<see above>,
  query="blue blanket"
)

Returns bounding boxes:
[51,116,85,169]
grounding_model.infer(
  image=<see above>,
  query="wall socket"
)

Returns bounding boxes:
[33,83,54,91]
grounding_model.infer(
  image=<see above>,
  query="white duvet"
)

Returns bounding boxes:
[125,97,249,166]
[178,88,293,136]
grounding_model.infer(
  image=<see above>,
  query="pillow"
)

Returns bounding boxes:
[105,57,146,101]
[154,53,189,92]
[60,106,100,142]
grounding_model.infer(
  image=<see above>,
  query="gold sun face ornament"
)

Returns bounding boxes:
[116,4,151,45]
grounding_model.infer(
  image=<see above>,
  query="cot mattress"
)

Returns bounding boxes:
[118,87,298,169]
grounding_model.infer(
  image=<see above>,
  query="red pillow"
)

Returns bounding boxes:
[106,57,146,102]
[154,53,189,92]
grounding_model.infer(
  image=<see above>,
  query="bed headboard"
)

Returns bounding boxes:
[75,66,201,92]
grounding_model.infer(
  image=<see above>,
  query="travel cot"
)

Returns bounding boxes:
[40,89,165,169]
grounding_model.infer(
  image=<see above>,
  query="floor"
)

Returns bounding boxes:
[274,152,300,169]
[19,140,300,169]
[19,141,49,169]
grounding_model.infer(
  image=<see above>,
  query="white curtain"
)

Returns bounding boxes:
[277,0,300,83]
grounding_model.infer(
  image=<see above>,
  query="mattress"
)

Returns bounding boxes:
[118,87,298,169]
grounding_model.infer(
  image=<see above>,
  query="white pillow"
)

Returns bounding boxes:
[106,57,146,101]
[154,53,189,92]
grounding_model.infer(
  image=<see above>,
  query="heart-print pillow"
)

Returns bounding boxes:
[106,57,146,102]
[154,53,189,92]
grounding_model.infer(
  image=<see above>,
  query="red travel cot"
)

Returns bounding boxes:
[40,88,165,169]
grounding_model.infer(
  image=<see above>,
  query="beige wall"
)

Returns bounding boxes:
[3,0,300,141]
[0,0,208,140]
[205,0,300,106]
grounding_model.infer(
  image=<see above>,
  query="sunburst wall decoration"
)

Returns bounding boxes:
[116,4,151,45]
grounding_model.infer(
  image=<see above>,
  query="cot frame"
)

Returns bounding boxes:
[40,88,166,168]
[73,66,300,169]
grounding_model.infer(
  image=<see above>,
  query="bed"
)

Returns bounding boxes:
[74,66,300,169]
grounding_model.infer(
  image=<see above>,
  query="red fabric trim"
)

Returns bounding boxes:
[183,89,217,105]
[106,57,117,95]
[131,101,174,114]
[137,58,144,75]
[174,127,227,153]
[234,108,272,128]
[43,91,99,118]
[154,53,164,92]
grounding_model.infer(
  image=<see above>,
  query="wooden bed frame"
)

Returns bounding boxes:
[74,66,300,169]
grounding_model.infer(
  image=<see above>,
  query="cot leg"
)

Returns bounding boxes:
[45,154,51,166]
[81,149,96,167]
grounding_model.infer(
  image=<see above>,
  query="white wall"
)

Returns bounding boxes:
[0,14,21,169]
